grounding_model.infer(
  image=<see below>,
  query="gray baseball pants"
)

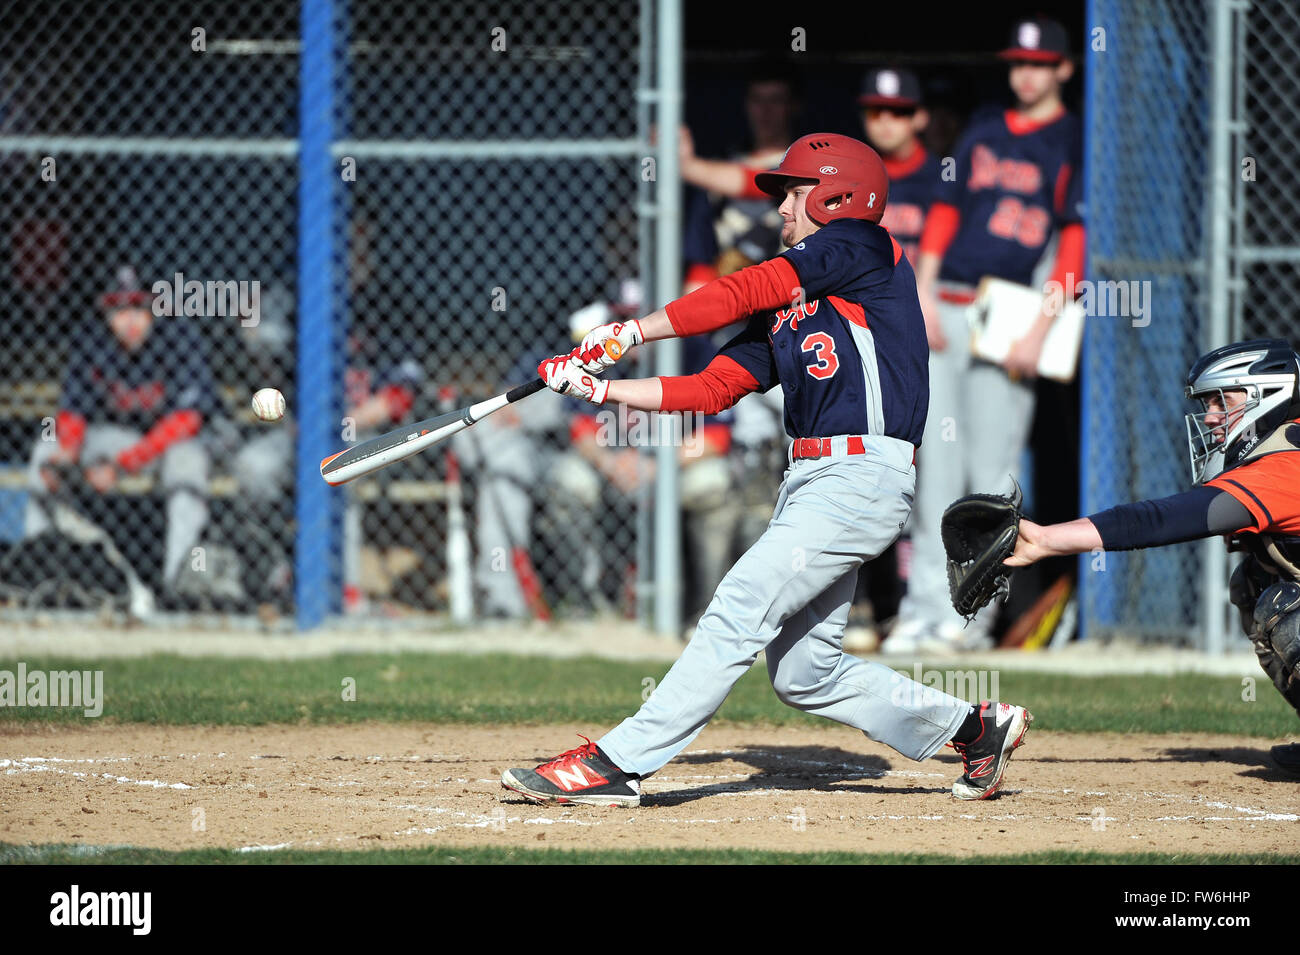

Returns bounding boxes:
[897,288,1036,637]
[26,423,210,585]
[598,435,973,778]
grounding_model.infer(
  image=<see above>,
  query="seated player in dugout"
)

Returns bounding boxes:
[25,266,217,604]
[1006,339,1300,778]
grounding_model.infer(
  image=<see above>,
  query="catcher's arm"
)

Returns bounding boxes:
[1008,487,1256,566]
[1004,517,1102,567]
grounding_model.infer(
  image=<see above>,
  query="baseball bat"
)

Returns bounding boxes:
[320,379,546,485]
[320,336,624,486]
[442,444,474,625]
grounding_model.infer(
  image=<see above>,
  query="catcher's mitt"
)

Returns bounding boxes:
[941,480,1024,620]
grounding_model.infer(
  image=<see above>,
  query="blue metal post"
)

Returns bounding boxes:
[295,0,343,628]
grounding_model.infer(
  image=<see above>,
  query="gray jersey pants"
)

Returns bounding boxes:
[598,435,972,778]
[897,290,1036,637]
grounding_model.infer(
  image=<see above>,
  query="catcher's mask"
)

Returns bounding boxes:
[753,133,889,225]
[1184,338,1300,484]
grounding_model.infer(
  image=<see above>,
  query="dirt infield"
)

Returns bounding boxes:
[2,723,1296,857]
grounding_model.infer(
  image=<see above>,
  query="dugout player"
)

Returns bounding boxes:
[1005,339,1300,777]
[891,16,1086,653]
[499,134,1033,807]
[24,267,217,598]
[677,65,939,267]
[858,68,940,267]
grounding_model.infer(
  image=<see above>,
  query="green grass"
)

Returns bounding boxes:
[2,842,1295,865]
[0,653,1294,736]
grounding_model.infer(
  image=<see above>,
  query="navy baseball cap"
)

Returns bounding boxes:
[998,17,1070,63]
[858,68,923,109]
[98,264,152,310]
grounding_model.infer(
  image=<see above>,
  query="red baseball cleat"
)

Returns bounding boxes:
[501,736,641,807]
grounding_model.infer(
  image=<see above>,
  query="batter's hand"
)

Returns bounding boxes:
[538,354,609,405]
[573,320,644,374]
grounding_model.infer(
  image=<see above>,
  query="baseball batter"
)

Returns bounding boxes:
[501,134,1032,807]
[1006,339,1300,777]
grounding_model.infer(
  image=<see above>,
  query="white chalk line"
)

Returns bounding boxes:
[5,747,1296,842]
[3,758,191,789]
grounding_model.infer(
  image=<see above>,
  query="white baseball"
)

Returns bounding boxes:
[251,387,286,422]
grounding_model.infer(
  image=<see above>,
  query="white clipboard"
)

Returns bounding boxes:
[967,277,1086,383]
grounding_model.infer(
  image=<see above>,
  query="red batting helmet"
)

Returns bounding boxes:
[753,133,889,225]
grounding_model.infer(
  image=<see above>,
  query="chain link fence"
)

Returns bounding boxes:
[0,0,666,630]
[1082,0,1300,646]
[1237,0,1300,340]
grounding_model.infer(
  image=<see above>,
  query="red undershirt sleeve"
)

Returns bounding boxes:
[658,354,761,414]
[1047,223,1086,292]
[56,410,86,454]
[117,409,202,473]
[664,257,800,337]
[918,202,961,258]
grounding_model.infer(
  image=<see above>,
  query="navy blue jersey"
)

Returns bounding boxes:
[62,317,218,431]
[716,219,929,446]
[880,149,942,266]
[935,109,1083,286]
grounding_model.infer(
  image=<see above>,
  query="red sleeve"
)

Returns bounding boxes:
[739,169,768,200]
[658,354,761,414]
[379,384,415,422]
[683,262,719,289]
[56,410,86,454]
[1047,223,1086,292]
[117,409,202,473]
[699,422,732,456]
[918,202,961,258]
[665,258,800,337]
[569,414,600,444]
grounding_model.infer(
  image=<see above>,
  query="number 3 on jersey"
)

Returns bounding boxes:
[801,332,839,380]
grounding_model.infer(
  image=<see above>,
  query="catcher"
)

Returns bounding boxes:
[960,339,1299,776]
